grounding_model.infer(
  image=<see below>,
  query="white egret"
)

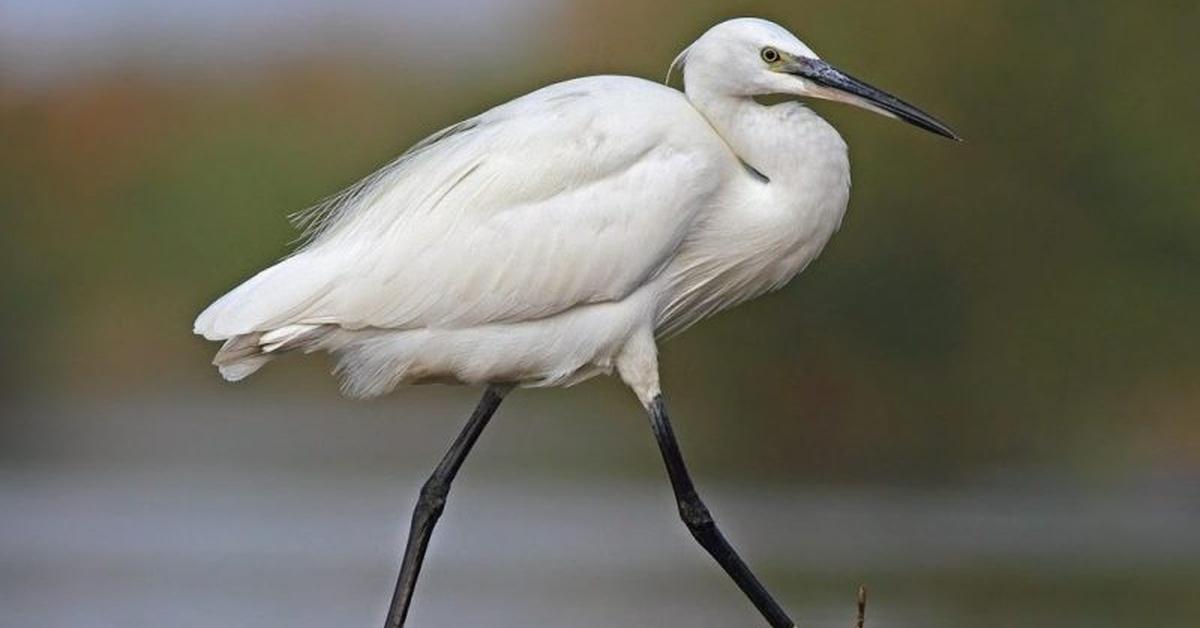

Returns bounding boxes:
[195,17,958,628]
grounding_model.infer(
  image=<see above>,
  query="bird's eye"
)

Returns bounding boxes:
[760,47,780,63]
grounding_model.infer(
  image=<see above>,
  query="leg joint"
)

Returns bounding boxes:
[417,477,449,514]
[677,493,714,532]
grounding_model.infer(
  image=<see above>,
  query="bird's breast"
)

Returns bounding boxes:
[654,117,850,337]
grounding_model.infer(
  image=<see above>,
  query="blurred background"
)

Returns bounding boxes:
[2,1,1198,627]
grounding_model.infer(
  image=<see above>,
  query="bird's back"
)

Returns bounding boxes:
[194,75,738,394]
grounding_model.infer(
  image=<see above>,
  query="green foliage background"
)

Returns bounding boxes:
[2,0,1197,482]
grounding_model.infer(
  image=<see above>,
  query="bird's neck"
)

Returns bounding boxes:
[686,89,849,191]
[683,87,852,289]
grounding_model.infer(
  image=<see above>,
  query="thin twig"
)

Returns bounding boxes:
[856,585,867,628]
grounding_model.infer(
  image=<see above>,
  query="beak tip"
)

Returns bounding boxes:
[932,124,963,142]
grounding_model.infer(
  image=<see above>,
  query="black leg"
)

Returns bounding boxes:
[384,385,509,628]
[645,394,794,628]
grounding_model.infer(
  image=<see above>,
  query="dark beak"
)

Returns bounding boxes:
[788,58,961,141]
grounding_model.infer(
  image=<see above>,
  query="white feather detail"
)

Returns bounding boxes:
[194,76,727,343]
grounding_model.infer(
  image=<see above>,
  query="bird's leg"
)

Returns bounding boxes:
[644,394,795,628]
[384,384,510,628]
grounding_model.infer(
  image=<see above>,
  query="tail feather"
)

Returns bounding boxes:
[195,249,340,382]
[193,252,332,342]
[210,324,331,382]
[217,354,274,382]
[212,332,265,364]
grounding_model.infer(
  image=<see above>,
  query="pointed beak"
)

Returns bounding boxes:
[784,57,961,141]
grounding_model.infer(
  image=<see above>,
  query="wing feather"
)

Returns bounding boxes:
[195,77,725,340]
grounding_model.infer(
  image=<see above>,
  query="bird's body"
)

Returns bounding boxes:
[195,73,849,398]
[194,17,957,628]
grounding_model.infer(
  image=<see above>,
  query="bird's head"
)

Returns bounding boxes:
[672,17,960,141]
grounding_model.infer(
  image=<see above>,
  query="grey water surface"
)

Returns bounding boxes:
[2,392,1197,628]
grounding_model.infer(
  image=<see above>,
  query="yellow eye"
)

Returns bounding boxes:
[760,47,780,63]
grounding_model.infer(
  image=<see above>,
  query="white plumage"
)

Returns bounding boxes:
[194,17,955,402]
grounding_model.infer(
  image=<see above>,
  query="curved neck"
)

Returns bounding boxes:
[685,86,846,188]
